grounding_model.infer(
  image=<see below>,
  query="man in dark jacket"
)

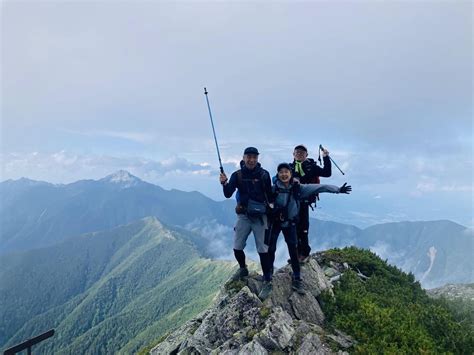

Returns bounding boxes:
[219,147,273,283]
[289,144,332,261]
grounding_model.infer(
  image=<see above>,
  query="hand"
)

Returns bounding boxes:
[219,173,228,185]
[339,183,352,194]
[322,148,329,157]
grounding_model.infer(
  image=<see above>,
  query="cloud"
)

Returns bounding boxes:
[62,129,155,144]
[184,218,234,260]
[412,175,473,197]
[463,227,474,237]
[369,241,405,263]
[3,2,471,157]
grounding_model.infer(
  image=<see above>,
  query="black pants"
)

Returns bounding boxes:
[268,221,300,278]
[296,202,312,257]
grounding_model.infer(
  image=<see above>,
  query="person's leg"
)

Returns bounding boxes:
[233,249,246,268]
[233,214,252,275]
[282,224,301,279]
[267,221,282,279]
[252,216,275,300]
[297,202,311,258]
[251,215,272,278]
[283,224,305,294]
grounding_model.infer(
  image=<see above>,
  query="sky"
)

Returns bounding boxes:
[1,1,472,228]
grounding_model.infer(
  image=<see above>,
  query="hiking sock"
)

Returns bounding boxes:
[233,249,246,268]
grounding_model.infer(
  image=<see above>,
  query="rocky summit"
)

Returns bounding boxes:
[151,255,355,354]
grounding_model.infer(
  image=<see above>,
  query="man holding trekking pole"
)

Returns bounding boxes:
[219,147,273,284]
[290,144,332,262]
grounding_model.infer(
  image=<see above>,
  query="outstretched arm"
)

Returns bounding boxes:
[299,182,351,199]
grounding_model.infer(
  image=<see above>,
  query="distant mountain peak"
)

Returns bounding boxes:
[1,177,52,187]
[101,170,142,188]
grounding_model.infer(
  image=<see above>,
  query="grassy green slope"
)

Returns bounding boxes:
[319,247,474,354]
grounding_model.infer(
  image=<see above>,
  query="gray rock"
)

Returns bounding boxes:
[326,329,355,349]
[238,340,268,354]
[150,314,207,354]
[323,266,339,278]
[304,258,333,297]
[297,333,328,354]
[266,267,294,315]
[256,307,295,350]
[293,320,324,337]
[193,286,263,347]
[246,275,263,295]
[210,328,250,355]
[178,346,206,355]
[288,290,325,325]
[151,254,350,355]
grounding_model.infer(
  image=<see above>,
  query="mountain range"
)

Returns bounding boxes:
[0,171,234,254]
[1,171,471,288]
[1,171,472,353]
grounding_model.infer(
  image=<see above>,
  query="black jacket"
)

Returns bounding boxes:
[223,161,272,206]
[289,156,331,184]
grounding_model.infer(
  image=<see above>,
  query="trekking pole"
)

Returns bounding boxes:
[204,88,224,174]
[319,144,345,175]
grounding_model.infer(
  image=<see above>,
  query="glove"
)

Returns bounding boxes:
[339,183,352,194]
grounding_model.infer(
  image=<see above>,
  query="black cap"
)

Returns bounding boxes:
[244,147,259,155]
[277,162,292,172]
[294,144,308,152]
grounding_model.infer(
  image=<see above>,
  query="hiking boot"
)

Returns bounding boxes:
[292,278,306,295]
[232,266,249,281]
[258,280,273,300]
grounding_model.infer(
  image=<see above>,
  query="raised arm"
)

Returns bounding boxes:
[222,172,238,198]
[316,155,332,178]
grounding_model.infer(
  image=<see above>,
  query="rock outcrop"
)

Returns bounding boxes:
[151,254,355,354]
[427,283,474,301]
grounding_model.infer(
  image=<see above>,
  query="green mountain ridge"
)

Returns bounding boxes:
[1,216,236,354]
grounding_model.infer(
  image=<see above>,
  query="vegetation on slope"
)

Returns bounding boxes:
[319,247,474,354]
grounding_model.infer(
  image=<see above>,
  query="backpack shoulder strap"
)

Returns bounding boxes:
[259,170,270,204]
[291,182,301,200]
